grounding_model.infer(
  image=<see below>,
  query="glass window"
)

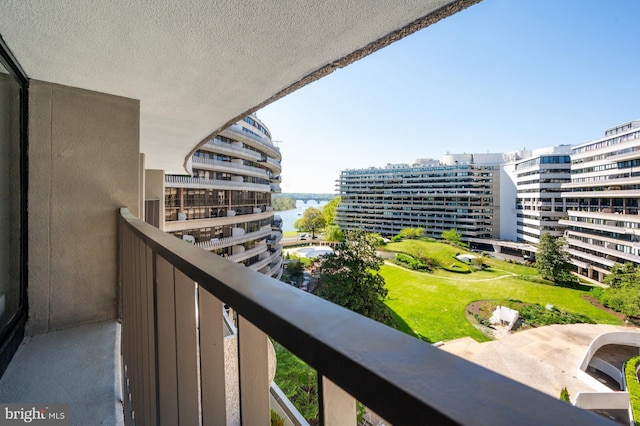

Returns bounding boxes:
[0,61,23,333]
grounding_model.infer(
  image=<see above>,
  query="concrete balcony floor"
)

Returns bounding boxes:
[0,321,124,426]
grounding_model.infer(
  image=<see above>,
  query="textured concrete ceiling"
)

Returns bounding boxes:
[1,0,478,173]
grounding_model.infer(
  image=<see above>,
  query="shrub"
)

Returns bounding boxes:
[442,264,471,273]
[559,387,570,403]
[590,287,604,299]
[473,300,594,328]
[271,410,285,426]
[518,303,594,327]
[286,260,303,276]
[625,356,640,424]
[516,275,554,285]
[592,286,640,318]
[393,253,431,271]
[468,310,492,328]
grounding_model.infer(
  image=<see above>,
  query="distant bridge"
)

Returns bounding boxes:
[280,193,337,202]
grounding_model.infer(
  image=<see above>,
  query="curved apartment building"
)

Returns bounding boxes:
[164,115,284,279]
[560,120,640,282]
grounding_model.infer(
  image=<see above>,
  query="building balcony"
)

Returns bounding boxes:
[268,229,283,244]
[164,175,271,192]
[191,156,269,179]
[272,215,283,228]
[165,210,274,233]
[265,157,282,173]
[194,228,273,250]
[248,246,282,271]
[119,208,609,425]
[202,138,263,162]
[266,257,284,279]
[227,243,268,263]
[271,183,282,193]
[565,238,630,265]
[224,124,281,161]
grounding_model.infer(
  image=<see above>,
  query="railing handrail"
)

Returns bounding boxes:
[224,125,281,161]
[195,228,272,249]
[204,138,262,160]
[164,175,271,192]
[227,243,267,262]
[119,208,612,425]
[192,156,269,177]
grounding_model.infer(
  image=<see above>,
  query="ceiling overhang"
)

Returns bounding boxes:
[1,0,479,174]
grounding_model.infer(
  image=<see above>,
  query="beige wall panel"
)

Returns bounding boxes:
[28,80,140,334]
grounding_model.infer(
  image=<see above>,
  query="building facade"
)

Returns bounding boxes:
[510,145,575,245]
[163,115,284,279]
[560,120,640,282]
[335,153,503,240]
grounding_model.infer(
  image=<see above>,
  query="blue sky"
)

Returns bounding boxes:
[258,0,640,193]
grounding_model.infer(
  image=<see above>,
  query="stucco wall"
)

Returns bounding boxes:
[28,80,140,335]
[144,169,165,230]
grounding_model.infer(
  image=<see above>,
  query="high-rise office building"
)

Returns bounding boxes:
[560,120,640,282]
[335,153,504,240]
[509,145,575,245]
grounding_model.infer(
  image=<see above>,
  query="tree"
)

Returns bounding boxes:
[535,233,576,284]
[398,227,424,239]
[286,260,303,276]
[316,230,394,326]
[294,207,326,238]
[603,262,640,288]
[271,197,296,211]
[559,387,570,403]
[594,262,640,318]
[441,228,461,244]
[322,196,341,226]
[323,224,343,242]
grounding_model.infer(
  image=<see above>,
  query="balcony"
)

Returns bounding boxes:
[194,228,273,250]
[119,208,611,425]
[203,138,263,162]
[227,243,268,263]
[191,156,269,179]
[164,210,274,233]
[248,246,282,271]
[164,175,271,192]
[271,183,282,193]
[224,124,281,161]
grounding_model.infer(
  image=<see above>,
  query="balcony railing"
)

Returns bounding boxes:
[203,138,263,161]
[249,246,283,272]
[194,228,272,250]
[226,243,267,263]
[164,175,271,192]
[191,156,269,178]
[119,208,612,425]
[224,124,281,160]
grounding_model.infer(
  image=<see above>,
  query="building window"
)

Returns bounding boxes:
[0,34,28,378]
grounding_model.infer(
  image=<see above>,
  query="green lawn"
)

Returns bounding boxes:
[383,239,471,271]
[380,240,622,343]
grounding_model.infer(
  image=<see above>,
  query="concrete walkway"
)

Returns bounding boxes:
[0,321,124,426]
[439,323,638,401]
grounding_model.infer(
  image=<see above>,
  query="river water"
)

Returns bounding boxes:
[275,200,328,232]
